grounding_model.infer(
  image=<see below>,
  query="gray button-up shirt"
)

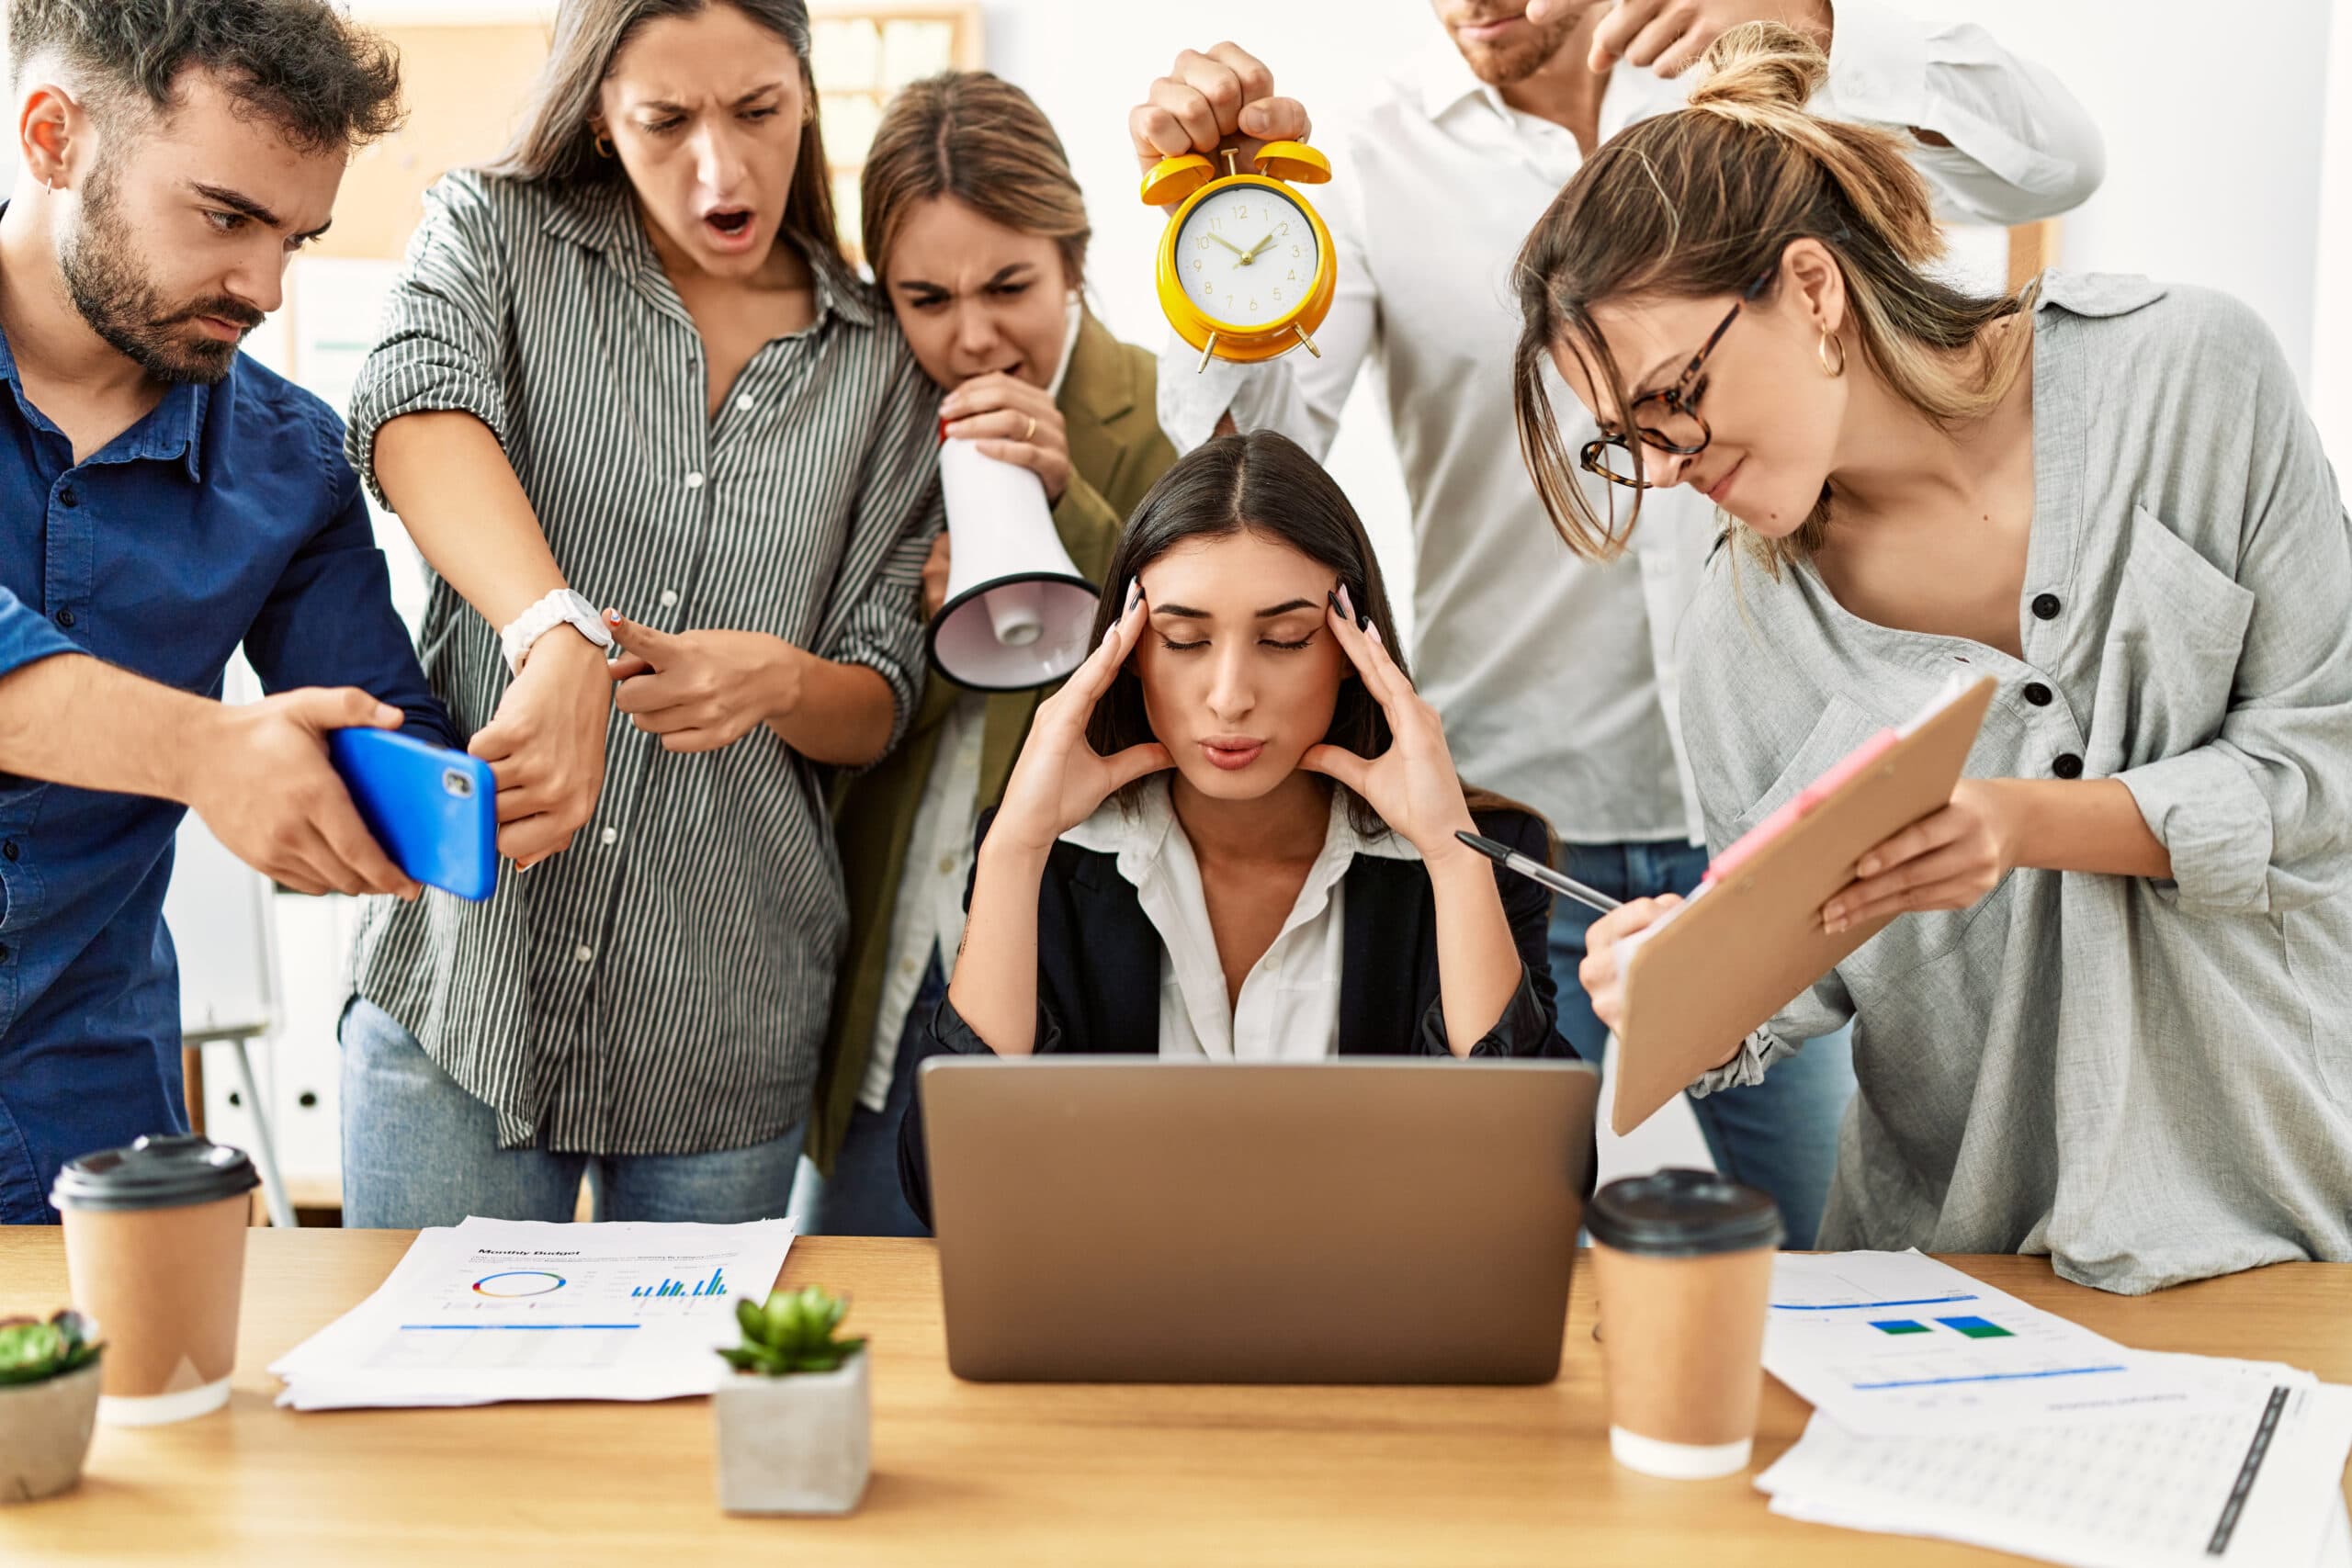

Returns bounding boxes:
[1681,273,2352,1294]
[345,169,941,1156]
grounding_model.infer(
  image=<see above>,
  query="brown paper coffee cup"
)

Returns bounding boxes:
[51,1134,260,1427]
[1586,1169,1782,1480]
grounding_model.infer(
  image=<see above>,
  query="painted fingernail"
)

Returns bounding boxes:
[1366,622,1384,647]
[1126,577,1143,612]
[1337,583,1357,624]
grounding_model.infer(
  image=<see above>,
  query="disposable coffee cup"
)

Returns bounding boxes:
[51,1134,259,1426]
[1587,1168,1782,1480]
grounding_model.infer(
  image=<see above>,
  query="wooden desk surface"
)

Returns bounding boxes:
[0,1230,2344,1565]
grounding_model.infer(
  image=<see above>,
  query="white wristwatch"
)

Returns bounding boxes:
[500,588,613,676]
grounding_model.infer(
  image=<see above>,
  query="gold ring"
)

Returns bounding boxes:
[1023,414,1036,443]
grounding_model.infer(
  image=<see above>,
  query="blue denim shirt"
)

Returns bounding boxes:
[0,324,452,1224]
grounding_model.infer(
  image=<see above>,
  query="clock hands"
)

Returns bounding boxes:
[1223,233,1278,271]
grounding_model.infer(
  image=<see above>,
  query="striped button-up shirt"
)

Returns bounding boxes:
[345,169,941,1156]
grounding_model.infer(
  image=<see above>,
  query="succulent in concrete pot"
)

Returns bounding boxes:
[0,1311,105,1505]
[712,1288,870,1515]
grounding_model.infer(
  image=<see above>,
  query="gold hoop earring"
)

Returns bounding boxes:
[593,131,614,159]
[1817,330,1847,378]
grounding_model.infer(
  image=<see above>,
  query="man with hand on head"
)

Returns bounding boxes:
[0,0,449,1224]
[1133,0,2104,1247]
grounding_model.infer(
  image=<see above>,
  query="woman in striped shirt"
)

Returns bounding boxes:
[335,0,940,1225]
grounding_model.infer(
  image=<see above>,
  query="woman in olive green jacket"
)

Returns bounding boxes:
[801,73,1178,1232]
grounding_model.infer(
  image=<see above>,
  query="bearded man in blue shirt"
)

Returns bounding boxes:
[0,0,457,1223]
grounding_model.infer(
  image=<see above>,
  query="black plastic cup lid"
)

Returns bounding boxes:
[1587,1168,1783,1257]
[51,1134,259,1214]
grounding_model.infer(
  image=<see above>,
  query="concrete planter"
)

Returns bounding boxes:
[1,1359,102,1505]
[712,1349,871,1516]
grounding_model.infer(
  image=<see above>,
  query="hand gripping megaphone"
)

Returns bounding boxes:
[925,436,1100,692]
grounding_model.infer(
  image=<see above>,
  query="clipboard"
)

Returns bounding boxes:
[1611,675,1996,1135]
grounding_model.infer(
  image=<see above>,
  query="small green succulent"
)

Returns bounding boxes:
[0,1311,102,1386]
[718,1286,865,1377]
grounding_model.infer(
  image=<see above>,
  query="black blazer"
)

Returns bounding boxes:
[897,804,1571,1228]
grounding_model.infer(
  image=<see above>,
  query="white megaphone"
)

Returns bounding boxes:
[927,436,1100,692]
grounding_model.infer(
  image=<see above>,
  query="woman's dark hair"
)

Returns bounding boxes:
[1083,432,1413,840]
[485,0,844,280]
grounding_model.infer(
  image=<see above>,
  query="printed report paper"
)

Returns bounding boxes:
[1758,1355,2352,1568]
[1764,1251,2227,1436]
[270,1216,794,1411]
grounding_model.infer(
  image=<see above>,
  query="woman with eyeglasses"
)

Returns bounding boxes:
[1511,25,2352,1293]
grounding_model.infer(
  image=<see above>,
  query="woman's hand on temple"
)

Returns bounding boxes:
[942,372,1071,503]
[1295,589,1477,862]
[988,581,1173,854]
[1576,896,1687,1034]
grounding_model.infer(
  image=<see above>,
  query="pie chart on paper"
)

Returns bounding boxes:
[471,1270,567,1298]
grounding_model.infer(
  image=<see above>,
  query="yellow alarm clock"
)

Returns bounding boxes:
[1142,141,1336,372]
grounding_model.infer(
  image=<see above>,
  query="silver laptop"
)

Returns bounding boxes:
[919,1057,1600,1385]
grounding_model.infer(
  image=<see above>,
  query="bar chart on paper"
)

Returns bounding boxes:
[632,1267,727,1300]
[271,1218,797,1409]
[1762,1252,2224,1436]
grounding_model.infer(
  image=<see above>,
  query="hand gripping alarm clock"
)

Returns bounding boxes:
[1141,141,1336,372]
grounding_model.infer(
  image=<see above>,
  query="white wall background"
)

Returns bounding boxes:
[2313,0,2352,471]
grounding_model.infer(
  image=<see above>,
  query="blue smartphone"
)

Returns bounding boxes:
[326,728,498,901]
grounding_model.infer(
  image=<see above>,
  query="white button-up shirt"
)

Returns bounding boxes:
[1062,779,1420,1061]
[1159,4,2105,844]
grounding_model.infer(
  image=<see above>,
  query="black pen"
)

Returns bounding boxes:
[1453,830,1623,916]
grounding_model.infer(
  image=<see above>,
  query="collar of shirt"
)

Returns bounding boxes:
[0,289,209,483]
[1409,29,1685,158]
[1065,777,1418,1059]
[535,177,876,331]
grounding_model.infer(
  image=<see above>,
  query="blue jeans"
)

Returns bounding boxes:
[789,954,939,1238]
[338,998,804,1229]
[1547,840,1854,1247]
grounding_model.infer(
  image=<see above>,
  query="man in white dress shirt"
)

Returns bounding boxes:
[1131,0,2104,1246]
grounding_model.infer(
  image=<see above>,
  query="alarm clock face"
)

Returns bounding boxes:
[1176,184,1320,330]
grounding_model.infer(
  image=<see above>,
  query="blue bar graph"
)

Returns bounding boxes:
[631,1266,725,1300]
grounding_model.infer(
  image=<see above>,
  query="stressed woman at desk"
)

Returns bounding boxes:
[896,433,1572,1225]
[1511,26,2352,1292]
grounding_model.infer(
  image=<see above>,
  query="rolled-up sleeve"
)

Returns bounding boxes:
[2117,316,2352,917]
[0,585,81,682]
[1818,0,2105,223]
[1690,973,1856,1097]
[822,349,944,761]
[345,170,514,506]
